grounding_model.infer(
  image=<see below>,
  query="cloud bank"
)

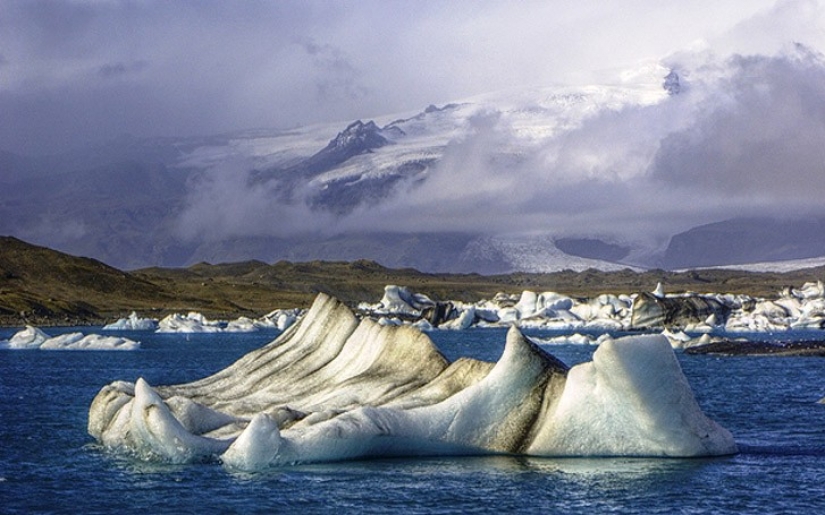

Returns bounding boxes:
[174,39,825,252]
[5,0,825,261]
[1,0,787,154]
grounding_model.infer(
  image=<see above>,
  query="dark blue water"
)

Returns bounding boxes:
[2,326,825,514]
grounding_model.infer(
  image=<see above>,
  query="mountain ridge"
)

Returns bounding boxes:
[3,56,825,272]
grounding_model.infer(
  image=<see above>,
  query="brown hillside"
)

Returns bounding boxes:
[2,235,824,327]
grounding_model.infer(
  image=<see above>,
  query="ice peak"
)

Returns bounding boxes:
[329,120,387,151]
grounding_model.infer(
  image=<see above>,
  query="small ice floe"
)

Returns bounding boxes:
[532,333,611,346]
[256,309,302,331]
[156,312,224,333]
[1,326,50,349]
[156,309,303,333]
[103,312,157,331]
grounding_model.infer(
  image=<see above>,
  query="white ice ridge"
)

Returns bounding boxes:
[103,312,157,331]
[88,293,736,468]
[1,326,139,350]
[152,308,302,333]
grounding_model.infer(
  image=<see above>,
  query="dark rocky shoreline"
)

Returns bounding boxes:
[685,339,825,357]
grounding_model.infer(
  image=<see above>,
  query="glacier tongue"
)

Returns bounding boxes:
[88,293,737,468]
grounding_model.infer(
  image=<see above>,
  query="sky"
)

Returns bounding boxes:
[2,0,816,156]
[3,0,825,263]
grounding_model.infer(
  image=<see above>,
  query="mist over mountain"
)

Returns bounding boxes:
[3,43,825,273]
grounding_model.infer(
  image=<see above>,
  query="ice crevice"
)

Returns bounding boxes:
[88,293,737,469]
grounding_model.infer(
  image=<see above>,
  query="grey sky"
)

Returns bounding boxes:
[1,0,808,155]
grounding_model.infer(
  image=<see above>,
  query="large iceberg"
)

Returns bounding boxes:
[88,293,736,468]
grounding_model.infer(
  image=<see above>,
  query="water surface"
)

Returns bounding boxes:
[1,327,824,513]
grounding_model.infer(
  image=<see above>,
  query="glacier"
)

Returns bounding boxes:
[88,293,736,469]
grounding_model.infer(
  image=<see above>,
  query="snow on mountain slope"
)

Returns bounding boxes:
[175,64,670,200]
[164,70,672,272]
[10,50,825,273]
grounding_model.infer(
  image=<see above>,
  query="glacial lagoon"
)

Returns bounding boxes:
[2,323,825,513]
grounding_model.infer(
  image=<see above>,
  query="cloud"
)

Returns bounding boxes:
[320,41,825,247]
[297,39,369,103]
[6,0,825,258]
[650,46,825,214]
[174,159,336,241]
[97,60,149,79]
[0,0,786,155]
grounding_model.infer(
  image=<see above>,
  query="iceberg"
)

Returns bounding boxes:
[88,293,736,468]
[0,325,50,349]
[153,309,302,333]
[156,312,224,333]
[40,333,140,350]
[256,308,302,331]
[103,312,158,331]
[1,326,139,350]
[352,280,825,334]
[223,316,260,333]
[1,325,50,349]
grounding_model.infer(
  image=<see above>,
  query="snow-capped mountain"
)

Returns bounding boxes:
[4,49,825,273]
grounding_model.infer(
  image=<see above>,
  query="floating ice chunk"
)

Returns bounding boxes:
[662,328,692,349]
[103,312,157,330]
[376,285,434,315]
[2,326,50,349]
[653,282,666,298]
[377,316,403,326]
[224,317,259,333]
[154,309,300,334]
[792,281,825,299]
[496,307,520,324]
[515,291,540,317]
[2,326,139,350]
[40,333,140,350]
[258,309,302,330]
[438,306,476,330]
[534,333,600,346]
[156,312,223,333]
